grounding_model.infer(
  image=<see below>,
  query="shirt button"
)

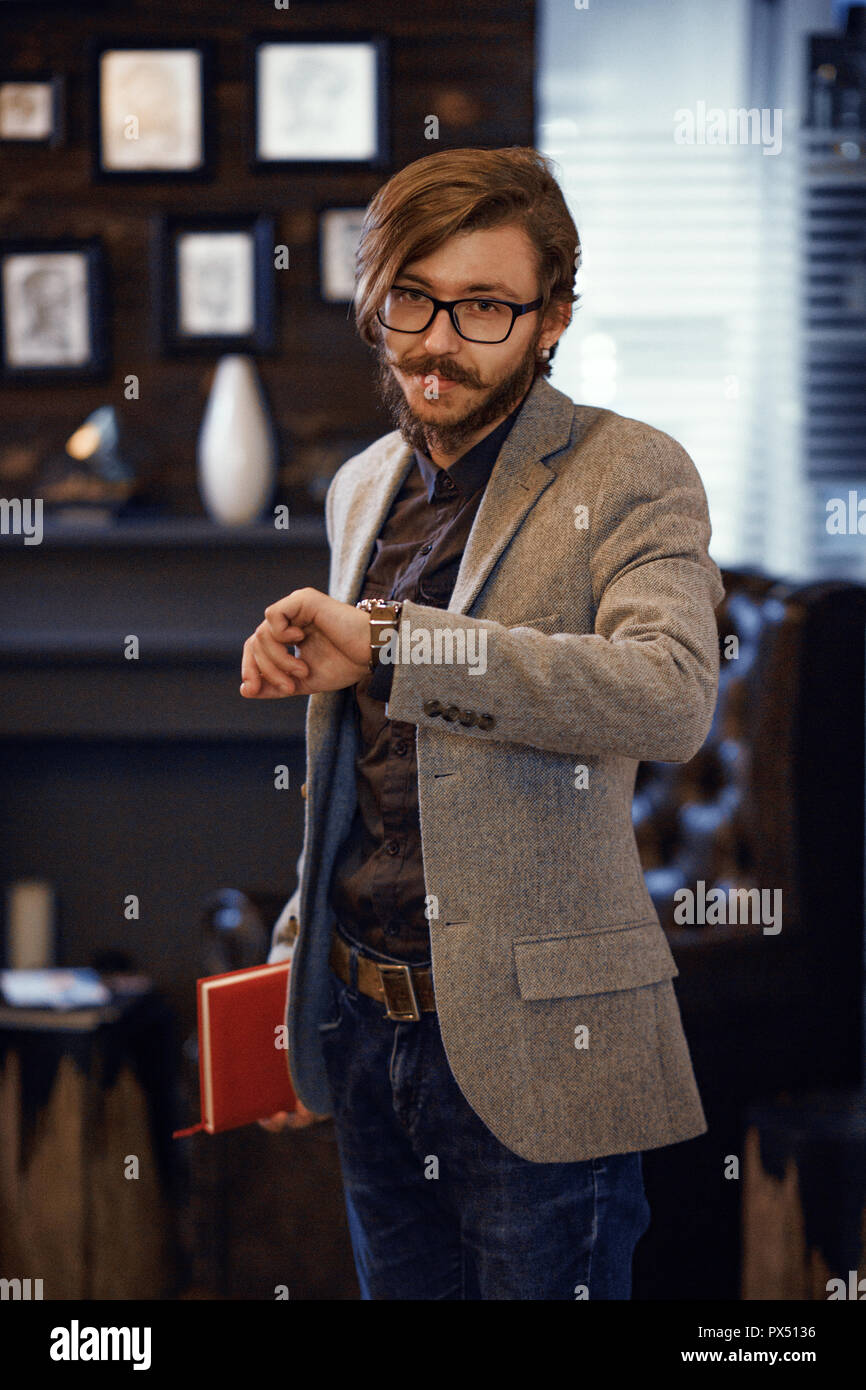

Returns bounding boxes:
[386,838,401,855]
[393,740,408,756]
[419,543,433,554]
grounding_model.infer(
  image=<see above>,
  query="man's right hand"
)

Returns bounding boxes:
[257,1098,328,1132]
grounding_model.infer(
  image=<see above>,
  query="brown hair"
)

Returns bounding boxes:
[354,146,580,374]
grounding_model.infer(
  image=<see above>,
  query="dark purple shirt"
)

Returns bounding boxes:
[327,396,527,962]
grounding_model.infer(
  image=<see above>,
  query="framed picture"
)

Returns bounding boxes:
[0,75,64,146]
[90,38,213,180]
[318,206,367,303]
[0,238,109,383]
[152,213,276,355]
[250,35,387,169]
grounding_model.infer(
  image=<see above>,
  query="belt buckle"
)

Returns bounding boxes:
[377,962,421,1022]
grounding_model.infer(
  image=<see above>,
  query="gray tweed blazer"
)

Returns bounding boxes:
[268,373,725,1162]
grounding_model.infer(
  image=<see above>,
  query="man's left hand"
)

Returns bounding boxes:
[240,587,371,698]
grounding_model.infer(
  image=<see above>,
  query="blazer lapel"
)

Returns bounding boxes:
[447,375,576,615]
[331,374,577,616]
[329,434,414,606]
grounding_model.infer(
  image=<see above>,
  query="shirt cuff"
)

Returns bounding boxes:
[366,658,395,702]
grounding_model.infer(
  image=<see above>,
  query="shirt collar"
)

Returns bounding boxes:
[413,393,528,505]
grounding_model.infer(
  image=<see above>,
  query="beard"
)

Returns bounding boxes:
[374,332,543,458]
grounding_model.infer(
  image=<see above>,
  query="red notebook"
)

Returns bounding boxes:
[172,960,296,1137]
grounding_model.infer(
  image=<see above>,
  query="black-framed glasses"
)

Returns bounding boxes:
[376,285,543,344]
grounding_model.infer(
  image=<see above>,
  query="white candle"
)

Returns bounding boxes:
[6,880,56,969]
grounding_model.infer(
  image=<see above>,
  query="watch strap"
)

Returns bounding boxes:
[356,598,403,672]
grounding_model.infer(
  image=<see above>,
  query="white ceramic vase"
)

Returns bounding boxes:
[197,355,276,525]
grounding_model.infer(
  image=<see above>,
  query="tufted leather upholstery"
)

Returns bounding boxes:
[633,566,866,1299]
[636,569,866,956]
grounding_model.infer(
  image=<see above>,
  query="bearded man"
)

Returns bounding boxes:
[243,146,724,1301]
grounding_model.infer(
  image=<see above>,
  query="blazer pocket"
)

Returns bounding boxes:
[513,920,678,1001]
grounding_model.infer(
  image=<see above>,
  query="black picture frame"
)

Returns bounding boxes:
[151,212,277,356]
[0,73,65,147]
[89,37,214,182]
[0,236,110,384]
[247,33,389,172]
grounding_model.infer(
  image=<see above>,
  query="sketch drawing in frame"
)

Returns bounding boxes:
[0,239,108,382]
[93,40,212,178]
[0,75,64,145]
[252,37,386,168]
[153,214,276,355]
[319,207,367,303]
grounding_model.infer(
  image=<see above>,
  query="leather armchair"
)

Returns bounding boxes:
[633,567,866,1299]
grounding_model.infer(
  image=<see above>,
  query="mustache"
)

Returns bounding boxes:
[392,357,481,387]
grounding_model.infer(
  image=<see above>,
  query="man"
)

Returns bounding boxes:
[242,146,725,1300]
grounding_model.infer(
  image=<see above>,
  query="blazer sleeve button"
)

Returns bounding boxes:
[441,704,460,721]
[423,698,442,717]
[458,709,475,726]
[477,713,495,731]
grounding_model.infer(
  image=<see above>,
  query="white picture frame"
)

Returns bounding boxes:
[94,43,210,177]
[3,252,90,367]
[0,239,109,382]
[177,231,256,338]
[319,207,367,303]
[253,38,385,166]
[0,79,60,143]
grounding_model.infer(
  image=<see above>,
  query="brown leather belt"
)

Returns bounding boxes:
[329,930,436,1022]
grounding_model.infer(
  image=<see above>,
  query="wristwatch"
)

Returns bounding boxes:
[355,598,403,672]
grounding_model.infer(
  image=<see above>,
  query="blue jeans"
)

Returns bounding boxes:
[318,932,652,1300]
